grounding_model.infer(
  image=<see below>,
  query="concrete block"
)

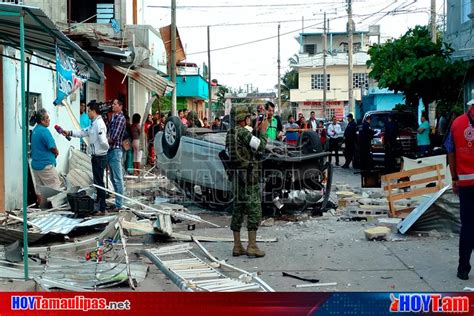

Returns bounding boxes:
[364,226,391,241]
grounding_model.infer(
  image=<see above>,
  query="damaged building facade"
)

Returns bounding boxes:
[0,0,174,210]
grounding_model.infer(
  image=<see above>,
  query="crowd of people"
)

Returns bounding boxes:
[31,100,174,214]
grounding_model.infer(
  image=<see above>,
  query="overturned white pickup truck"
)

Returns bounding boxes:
[155,116,333,214]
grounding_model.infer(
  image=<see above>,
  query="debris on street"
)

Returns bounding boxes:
[364,226,392,241]
[142,241,274,292]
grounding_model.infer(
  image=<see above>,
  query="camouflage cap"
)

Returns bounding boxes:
[232,104,252,122]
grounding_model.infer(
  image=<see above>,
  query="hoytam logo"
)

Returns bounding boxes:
[390,293,469,313]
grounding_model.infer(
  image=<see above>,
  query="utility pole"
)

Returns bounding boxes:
[171,0,177,116]
[431,0,437,43]
[347,0,354,116]
[133,0,138,24]
[277,23,281,116]
[443,0,446,34]
[430,0,437,126]
[323,12,327,117]
[207,26,212,121]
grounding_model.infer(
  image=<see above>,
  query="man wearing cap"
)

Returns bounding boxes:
[226,105,268,258]
[445,99,474,280]
[342,113,357,168]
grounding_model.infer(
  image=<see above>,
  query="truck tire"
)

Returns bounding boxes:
[162,116,184,159]
[299,131,323,154]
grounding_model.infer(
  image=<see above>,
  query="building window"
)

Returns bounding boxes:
[311,74,330,90]
[462,0,472,23]
[325,108,336,119]
[1,0,23,3]
[69,0,114,24]
[304,44,316,55]
[353,73,368,89]
[353,42,362,52]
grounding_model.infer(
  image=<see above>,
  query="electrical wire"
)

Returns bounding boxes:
[148,2,346,9]
[186,5,432,56]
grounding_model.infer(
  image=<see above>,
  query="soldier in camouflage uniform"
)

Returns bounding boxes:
[226,105,268,258]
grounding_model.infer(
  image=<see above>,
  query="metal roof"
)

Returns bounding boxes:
[31,214,116,235]
[113,65,175,96]
[0,3,104,82]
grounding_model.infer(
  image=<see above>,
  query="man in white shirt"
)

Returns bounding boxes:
[307,111,318,131]
[63,102,109,213]
[327,116,342,166]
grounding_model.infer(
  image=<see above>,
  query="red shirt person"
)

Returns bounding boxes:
[446,100,474,281]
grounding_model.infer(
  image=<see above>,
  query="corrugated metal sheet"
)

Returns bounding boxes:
[0,226,45,245]
[397,185,451,234]
[113,65,174,96]
[31,215,115,235]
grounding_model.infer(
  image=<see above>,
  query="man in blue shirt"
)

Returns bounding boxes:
[417,113,431,154]
[31,109,61,204]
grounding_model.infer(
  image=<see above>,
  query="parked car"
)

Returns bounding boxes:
[155,116,333,214]
[354,110,418,168]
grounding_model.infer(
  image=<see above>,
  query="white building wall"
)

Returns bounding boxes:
[128,80,150,117]
[24,0,68,24]
[2,52,80,210]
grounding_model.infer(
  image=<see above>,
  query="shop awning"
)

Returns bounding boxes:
[113,65,175,96]
[0,3,104,82]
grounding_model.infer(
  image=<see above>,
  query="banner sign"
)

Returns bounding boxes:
[0,292,473,315]
[53,46,90,105]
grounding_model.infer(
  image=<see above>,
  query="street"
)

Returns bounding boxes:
[0,162,469,292]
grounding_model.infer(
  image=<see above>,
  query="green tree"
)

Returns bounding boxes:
[152,96,171,115]
[213,85,229,118]
[278,54,299,107]
[367,25,466,115]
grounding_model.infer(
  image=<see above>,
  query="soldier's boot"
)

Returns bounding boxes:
[246,231,265,258]
[232,231,246,256]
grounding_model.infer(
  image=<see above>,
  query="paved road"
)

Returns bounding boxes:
[138,165,470,292]
[1,164,469,292]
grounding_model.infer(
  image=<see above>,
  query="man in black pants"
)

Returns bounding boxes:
[327,116,342,166]
[359,116,375,171]
[62,102,109,213]
[342,113,357,168]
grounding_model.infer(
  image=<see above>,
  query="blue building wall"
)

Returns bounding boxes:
[168,75,209,99]
[361,87,425,123]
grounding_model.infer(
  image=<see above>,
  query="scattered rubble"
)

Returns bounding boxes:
[364,226,392,241]
[260,218,275,227]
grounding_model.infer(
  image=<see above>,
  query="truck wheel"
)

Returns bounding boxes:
[162,116,184,159]
[299,131,323,154]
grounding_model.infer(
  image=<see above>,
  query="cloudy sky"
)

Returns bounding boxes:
[145,0,444,92]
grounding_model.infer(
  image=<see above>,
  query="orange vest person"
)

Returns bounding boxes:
[446,100,474,280]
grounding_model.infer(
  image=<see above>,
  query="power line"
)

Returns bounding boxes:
[148,2,345,9]
[179,17,330,29]
[186,6,429,56]
[186,20,328,56]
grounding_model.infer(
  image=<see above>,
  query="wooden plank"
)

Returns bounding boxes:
[383,175,445,191]
[396,207,415,214]
[382,164,443,182]
[389,186,439,201]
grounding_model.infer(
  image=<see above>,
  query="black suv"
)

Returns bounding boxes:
[354,110,418,168]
